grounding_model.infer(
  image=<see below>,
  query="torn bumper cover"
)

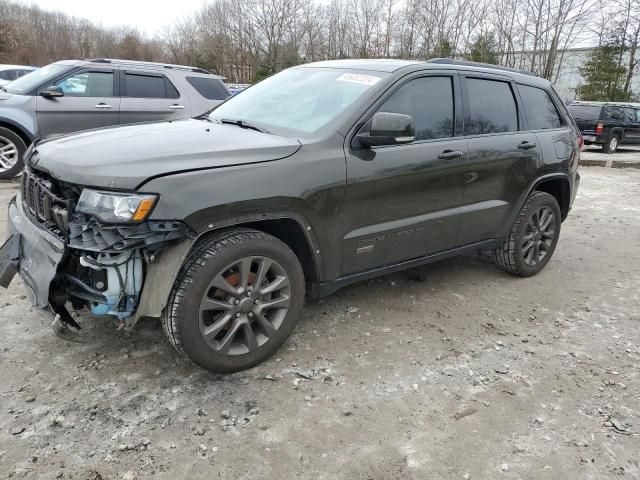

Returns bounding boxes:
[0,194,64,307]
[0,192,194,328]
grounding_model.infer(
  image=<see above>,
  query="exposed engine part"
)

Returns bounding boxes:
[68,214,192,253]
[79,250,143,319]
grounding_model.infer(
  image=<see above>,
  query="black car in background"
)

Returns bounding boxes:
[567,101,640,153]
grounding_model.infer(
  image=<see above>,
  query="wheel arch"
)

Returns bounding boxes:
[0,118,34,147]
[533,175,571,221]
[196,215,321,286]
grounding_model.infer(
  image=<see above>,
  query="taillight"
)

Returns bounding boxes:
[578,134,584,151]
[595,122,604,134]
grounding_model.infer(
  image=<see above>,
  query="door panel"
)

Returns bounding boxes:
[36,69,119,138]
[457,133,541,243]
[119,71,191,125]
[343,140,469,275]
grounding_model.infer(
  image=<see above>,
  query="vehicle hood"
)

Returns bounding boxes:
[30,119,302,189]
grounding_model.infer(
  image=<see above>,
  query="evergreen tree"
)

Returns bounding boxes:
[467,33,499,64]
[577,43,629,101]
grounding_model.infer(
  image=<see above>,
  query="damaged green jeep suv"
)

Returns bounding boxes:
[0,59,581,373]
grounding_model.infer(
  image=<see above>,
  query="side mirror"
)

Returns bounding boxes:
[357,112,415,148]
[40,85,64,98]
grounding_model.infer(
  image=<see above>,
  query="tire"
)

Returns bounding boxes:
[0,127,27,179]
[163,229,305,373]
[602,133,619,154]
[494,191,561,277]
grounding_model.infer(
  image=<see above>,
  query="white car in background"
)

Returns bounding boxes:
[0,65,38,87]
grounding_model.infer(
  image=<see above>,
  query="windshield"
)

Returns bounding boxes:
[5,63,71,95]
[568,104,602,121]
[209,68,388,137]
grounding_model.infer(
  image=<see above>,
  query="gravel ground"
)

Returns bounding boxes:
[0,166,639,480]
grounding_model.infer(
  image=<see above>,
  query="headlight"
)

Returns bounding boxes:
[77,189,158,223]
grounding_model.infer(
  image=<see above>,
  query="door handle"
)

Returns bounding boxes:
[93,103,112,109]
[169,104,185,110]
[518,141,537,150]
[438,150,464,160]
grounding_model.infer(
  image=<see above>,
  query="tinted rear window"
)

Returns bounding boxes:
[568,105,602,120]
[187,76,229,100]
[465,78,518,135]
[124,72,179,98]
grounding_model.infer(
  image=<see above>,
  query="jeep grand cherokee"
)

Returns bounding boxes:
[0,59,581,373]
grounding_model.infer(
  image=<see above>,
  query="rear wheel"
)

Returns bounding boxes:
[0,127,26,179]
[602,133,619,154]
[163,230,305,373]
[494,191,561,277]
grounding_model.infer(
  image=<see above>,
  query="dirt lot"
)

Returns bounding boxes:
[1,164,639,480]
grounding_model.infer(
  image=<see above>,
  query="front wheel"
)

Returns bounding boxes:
[163,230,305,373]
[494,191,561,277]
[0,127,26,179]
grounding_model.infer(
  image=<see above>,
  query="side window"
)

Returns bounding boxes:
[518,84,563,130]
[124,72,179,99]
[605,106,624,121]
[377,76,454,140]
[636,109,640,122]
[186,77,229,100]
[465,78,518,135]
[624,108,635,123]
[56,71,114,97]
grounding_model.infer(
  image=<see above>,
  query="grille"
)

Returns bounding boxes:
[21,169,72,240]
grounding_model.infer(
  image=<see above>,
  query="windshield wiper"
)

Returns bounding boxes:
[220,118,266,134]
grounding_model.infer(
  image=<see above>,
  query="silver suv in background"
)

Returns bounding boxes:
[0,58,231,178]
[0,65,38,87]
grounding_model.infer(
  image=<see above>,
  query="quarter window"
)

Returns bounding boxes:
[187,76,229,100]
[518,84,563,130]
[56,71,114,97]
[377,76,454,140]
[624,108,635,123]
[605,106,624,121]
[124,72,179,99]
[465,78,518,135]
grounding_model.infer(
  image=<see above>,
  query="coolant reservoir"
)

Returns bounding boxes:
[80,251,143,319]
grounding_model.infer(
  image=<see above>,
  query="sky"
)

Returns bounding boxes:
[26,0,208,35]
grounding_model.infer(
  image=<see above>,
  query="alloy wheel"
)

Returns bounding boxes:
[0,136,19,172]
[521,206,556,266]
[198,256,291,355]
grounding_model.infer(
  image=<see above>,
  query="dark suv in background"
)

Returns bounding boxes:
[0,58,581,373]
[567,101,640,153]
[0,59,230,178]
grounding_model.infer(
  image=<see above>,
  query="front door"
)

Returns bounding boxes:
[342,74,468,275]
[36,68,119,138]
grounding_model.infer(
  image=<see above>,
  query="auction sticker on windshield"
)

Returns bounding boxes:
[336,73,381,86]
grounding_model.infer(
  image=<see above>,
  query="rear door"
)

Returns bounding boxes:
[36,68,119,137]
[456,74,542,245]
[623,107,640,144]
[118,70,191,125]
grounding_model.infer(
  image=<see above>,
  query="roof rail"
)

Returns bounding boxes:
[426,58,537,77]
[86,58,212,75]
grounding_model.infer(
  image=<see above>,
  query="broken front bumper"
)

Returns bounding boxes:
[0,194,64,307]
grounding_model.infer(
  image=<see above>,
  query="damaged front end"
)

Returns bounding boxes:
[0,167,195,333]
